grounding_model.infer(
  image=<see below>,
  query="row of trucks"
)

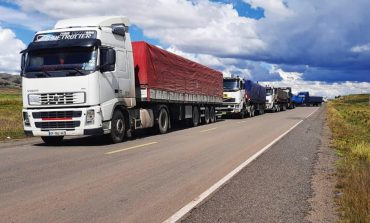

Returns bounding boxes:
[19,16,313,145]
[220,78,295,117]
[292,92,323,106]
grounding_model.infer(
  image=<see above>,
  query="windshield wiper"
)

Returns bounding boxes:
[35,70,51,78]
[66,68,85,76]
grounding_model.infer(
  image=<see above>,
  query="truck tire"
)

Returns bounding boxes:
[41,136,64,145]
[210,107,216,123]
[250,106,255,117]
[110,109,126,143]
[204,106,210,124]
[158,107,169,134]
[239,105,247,119]
[192,106,200,127]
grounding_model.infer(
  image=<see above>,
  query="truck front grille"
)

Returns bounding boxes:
[35,121,80,129]
[32,111,82,119]
[223,98,236,102]
[39,92,85,105]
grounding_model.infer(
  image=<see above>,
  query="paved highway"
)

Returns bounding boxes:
[0,107,319,223]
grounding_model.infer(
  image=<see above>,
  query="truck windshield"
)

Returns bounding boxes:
[24,47,97,78]
[223,80,239,91]
[266,88,273,96]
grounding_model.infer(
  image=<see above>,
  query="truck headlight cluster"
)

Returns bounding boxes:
[86,109,95,124]
[23,112,30,126]
[28,94,41,105]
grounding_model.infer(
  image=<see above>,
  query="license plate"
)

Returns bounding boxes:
[48,130,66,136]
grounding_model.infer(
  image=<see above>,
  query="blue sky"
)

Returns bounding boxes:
[0,0,369,97]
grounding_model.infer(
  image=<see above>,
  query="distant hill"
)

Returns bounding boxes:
[0,73,21,88]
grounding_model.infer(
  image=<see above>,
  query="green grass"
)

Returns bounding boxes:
[0,88,24,141]
[327,94,370,222]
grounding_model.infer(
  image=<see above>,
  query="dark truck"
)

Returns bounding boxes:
[292,91,323,106]
[245,80,266,116]
[280,87,295,109]
[265,87,289,112]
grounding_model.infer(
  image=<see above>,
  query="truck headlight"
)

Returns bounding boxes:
[23,112,30,126]
[28,94,41,105]
[86,109,95,124]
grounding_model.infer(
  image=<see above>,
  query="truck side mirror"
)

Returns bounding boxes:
[100,48,116,72]
[112,26,126,37]
[20,53,26,76]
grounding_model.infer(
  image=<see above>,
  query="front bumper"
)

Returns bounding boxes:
[22,106,106,137]
[265,103,274,110]
[218,103,242,114]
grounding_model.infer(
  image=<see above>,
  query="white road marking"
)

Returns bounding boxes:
[163,108,320,223]
[200,127,217,133]
[305,107,320,119]
[105,142,158,155]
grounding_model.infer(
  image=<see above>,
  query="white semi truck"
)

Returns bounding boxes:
[21,16,223,145]
[265,86,289,112]
[220,77,266,118]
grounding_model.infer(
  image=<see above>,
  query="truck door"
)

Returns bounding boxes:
[116,50,131,98]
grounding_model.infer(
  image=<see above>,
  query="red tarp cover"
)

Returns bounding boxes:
[133,41,223,97]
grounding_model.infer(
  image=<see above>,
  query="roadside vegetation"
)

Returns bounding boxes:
[0,87,24,141]
[327,94,370,222]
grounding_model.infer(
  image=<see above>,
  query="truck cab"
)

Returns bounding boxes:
[21,16,136,144]
[220,77,247,118]
[21,16,223,145]
[265,87,276,111]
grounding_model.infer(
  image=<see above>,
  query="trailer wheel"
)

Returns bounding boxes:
[192,106,200,127]
[204,106,210,124]
[110,109,126,143]
[210,107,216,123]
[239,105,247,119]
[41,136,64,146]
[250,106,255,117]
[158,108,169,134]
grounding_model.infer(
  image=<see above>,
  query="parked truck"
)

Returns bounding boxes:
[292,91,323,106]
[280,87,295,109]
[20,16,223,145]
[220,77,266,118]
[265,86,289,112]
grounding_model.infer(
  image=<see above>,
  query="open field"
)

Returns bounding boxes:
[0,87,23,141]
[327,94,370,222]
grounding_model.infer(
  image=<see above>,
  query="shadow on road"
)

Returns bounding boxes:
[34,119,225,147]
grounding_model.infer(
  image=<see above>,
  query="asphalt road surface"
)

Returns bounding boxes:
[0,107,320,223]
[183,106,325,223]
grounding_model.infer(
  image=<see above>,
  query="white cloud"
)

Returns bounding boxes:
[0,27,26,73]
[1,0,369,85]
[0,6,52,31]
[12,0,266,57]
[262,67,370,98]
[351,43,370,53]
[245,0,294,18]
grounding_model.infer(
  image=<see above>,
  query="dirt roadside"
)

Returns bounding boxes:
[306,118,339,222]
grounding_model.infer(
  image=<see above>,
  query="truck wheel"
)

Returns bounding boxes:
[192,106,200,127]
[158,108,169,134]
[204,107,210,124]
[250,107,255,117]
[239,105,247,119]
[110,110,126,143]
[210,107,216,123]
[41,136,64,145]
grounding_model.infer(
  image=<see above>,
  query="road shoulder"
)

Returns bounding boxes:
[182,107,336,223]
[306,116,338,222]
